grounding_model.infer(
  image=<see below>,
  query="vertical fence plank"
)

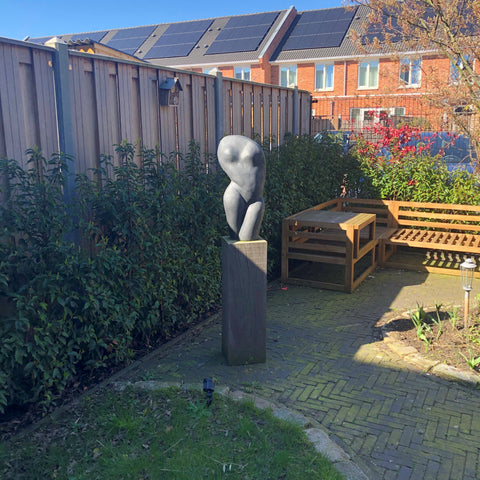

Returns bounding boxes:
[300,91,311,135]
[0,43,28,166]
[18,50,40,154]
[205,76,217,158]
[139,66,160,150]
[243,84,253,140]
[270,88,279,145]
[222,81,232,137]
[117,63,138,145]
[191,74,206,155]
[70,56,100,175]
[158,71,177,161]
[231,82,243,136]
[252,85,263,141]
[32,48,59,158]
[97,59,121,165]
[176,71,194,161]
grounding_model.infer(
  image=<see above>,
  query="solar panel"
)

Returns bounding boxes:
[206,11,279,55]
[207,38,260,55]
[282,7,356,51]
[106,25,156,54]
[166,19,212,34]
[154,32,201,46]
[145,44,193,58]
[226,11,279,29]
[215,25,268,41]
[28,36,54,44]
[109,25,155,40]
[70,31,108,42]
[143,19,213,59]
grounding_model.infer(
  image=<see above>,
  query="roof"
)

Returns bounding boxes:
[26,5,391,67]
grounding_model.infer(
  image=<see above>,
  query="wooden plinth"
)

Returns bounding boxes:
[221,237,267,365]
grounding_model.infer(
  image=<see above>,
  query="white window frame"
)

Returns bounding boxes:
[234,66,251,81]
[350,107,405,129]
[450,55,474,84]
[358,59,379,89]
[280,65,297,87]
[399,58,422,87]
[315,63,334,91]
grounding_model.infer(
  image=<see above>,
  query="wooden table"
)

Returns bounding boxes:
[281,209,376,292]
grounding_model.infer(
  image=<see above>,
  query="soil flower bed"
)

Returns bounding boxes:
[382,304,480,375]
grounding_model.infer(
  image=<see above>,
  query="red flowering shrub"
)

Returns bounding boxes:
[353,112,480,203]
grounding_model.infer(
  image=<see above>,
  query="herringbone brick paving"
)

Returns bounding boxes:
[118,269,480,480]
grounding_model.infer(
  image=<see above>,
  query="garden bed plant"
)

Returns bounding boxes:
[382,300,480,374]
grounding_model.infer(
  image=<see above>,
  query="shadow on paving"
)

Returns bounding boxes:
[113,269,480,480]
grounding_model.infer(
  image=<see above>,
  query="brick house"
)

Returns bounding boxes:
[28,5,472,132]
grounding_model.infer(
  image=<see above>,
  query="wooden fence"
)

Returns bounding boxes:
[0,37,311,182]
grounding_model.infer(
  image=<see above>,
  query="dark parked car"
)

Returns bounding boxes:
[316,130,477,173]
[411,132,476,173]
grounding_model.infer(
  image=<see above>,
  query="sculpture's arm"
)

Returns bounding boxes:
[223,182,247,239]
[238,198,264,241]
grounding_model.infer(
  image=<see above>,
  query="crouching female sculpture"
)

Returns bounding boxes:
[217,135,267,365]
[217,135,266,241]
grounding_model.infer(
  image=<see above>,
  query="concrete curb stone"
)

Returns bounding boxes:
[381,320,480,386]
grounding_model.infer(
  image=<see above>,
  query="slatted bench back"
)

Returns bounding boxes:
[340,199,480,233]
[339,198,391,230]
[394,201,480,234]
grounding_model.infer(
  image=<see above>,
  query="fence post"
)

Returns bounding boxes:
[47,39,76,203]
[292,86,299,136]
[48,39,78,244]
[214,70,224,147]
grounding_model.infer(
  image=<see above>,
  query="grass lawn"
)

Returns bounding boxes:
[1,386,344,479]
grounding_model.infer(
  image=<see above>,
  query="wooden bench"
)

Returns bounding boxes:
[282,198,480,291]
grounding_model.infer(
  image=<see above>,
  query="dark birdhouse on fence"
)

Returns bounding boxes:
[159,77,182,106]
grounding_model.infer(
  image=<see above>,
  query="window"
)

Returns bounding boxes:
[358,60,379,89]
[280,65,297,87]
[315,64,334,90]
[203,67,218,74]
[450,55,474,84]
[350,107,404,129]
[234,66,251,81]
[399,58,421,87]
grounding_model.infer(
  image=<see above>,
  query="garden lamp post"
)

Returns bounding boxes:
[460,258,476,329]
[203,377,215,407]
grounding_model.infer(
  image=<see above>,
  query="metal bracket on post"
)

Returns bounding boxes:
[214,70,224,148]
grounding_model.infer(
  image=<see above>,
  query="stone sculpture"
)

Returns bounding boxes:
[217,135,266,241]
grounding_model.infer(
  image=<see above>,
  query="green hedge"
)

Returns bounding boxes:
[0,142,225,411]
[6,131,477,413]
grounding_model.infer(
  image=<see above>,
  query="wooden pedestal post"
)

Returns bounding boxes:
[221,237,267,365]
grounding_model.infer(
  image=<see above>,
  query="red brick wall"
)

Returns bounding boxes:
[191,50,459,130]
[307,54,453,126]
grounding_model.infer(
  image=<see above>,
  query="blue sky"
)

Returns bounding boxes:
[1,0,347,41]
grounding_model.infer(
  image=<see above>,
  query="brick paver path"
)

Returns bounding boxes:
[119,269,480,480]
